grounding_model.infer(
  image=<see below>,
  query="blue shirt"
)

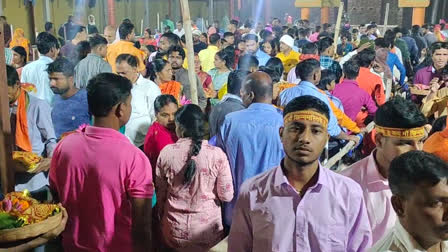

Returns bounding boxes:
[52,89,91,139]
[279,81,342,137]
[255,49,271,66]
[387,52,406,85]
[217,103,284,227]
[21,55,54,106]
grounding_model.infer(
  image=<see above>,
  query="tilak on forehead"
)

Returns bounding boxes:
[375,125,425,140]
[284,110,328,129]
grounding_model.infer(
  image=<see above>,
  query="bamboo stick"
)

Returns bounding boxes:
[333,1,344,56]
[179,0,198,105]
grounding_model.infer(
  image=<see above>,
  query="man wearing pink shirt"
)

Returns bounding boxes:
[341,97,427,243]
[229,95,372,252]
[331,59,378,122]
[50,73,153,252]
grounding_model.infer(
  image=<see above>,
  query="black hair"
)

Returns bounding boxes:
[342,59,360,80]
[133,41,141,49]
[302,42,318,55]
[87,73,133,117]
[261,40,276,55]
[230,19,239,27]
[238,55,259,71]
[384,30,396,48]
[389,151,448,198]
[298,28,309,38]
[314,26,321,33]
[355,48,376,68]
[12,46,27,64]
[295,59,320,81]
[401,27,410,36]
[201,32,208,40]
[44,22,53,32]
[154,94,178,114]
[209,33,221,45]
[116,53,138,68]
[375,97,427,128]
[317,69,337,90]
[175,104,206,184]
[122,18,132,24]
[145,45,157,54]
[144,28,152,36]
[430,42,448,56]
[429,116,447,137]
[148,59,170,81]
[6,65,19,87]
[323,23,331,31]
[161,32,181,46]
[367,24,376,30]
[75,41,91,63]
[216,50,234,70]
[227,70,250,95]
[340,31,352,41]
[244,34,259,43]
[89,34,108,49]
[422,23,431,30]
[70,25,86,40]
[393,27,402,35]
[167,45,186,60]
[411,25,421,34]
[119,22,135,40]
[46,57,75,77]
[287,28,296,38]
[36,32,59,55]
[260,57,284,83]
[223,32,234,39]
[352,28,359,34]
[261,30,273,41]
[180,35,186,44]
[375,38,390,49]
[283,95,330,121]
[317,37,334,54]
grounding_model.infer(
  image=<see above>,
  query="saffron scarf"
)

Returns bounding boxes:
[14,88,32,152]
[9,28,30,61]
[159,80,182,102]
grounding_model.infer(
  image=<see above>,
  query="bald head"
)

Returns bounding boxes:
[241,72,273,106]
[104,25,116,44]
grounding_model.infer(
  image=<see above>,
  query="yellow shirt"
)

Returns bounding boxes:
[198,45,219,73]
[106,40,146,73]
[183,48,188,69]
[276,50,301,74]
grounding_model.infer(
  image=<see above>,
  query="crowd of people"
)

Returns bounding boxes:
[1,11,448,252]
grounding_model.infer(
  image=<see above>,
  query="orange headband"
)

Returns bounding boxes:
[284,110,328,128]
[375,125,425,140]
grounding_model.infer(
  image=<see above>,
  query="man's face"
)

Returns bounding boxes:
[176,23,183,31]
[168,51,184,70]
[116,62,137,82]
[227,24,236,33]
[49,72,72,95]
[8,83,20,104]
[98,44,107,58]
[400,180,448,246]
[360,26,367,34]
[193,34,200,43]
[104,28,115,44]
[158,37,171,53]
[280,116,329,166]
[272,19,280,27]
[78,30,88,41]
[279,42,290,53]
[376,135,424,169]
[225,35,235,45]
[156,102,178,130]
[432,48,448,70]
[245,40,258,54]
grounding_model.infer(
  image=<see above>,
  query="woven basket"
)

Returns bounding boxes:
[0,211,62,243]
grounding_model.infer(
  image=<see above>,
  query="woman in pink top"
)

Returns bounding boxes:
[144,94,179,174]
[155,104,234,252]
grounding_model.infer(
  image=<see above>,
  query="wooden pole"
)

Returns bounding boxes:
[321,7,330,24]
[0,24,15,194]
[325,122,375,171]
[301,8,310,20]
[383,3,390,35]
[180,0,198,105]
[333,1,344,56]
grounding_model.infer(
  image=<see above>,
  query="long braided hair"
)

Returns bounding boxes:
[175,104,206,184]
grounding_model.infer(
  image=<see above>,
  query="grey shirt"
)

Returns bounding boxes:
[209,94,245,137]
[74,53,112,89]
[424,32,437,47]
[174,68,207,109]
[10,94,57,192]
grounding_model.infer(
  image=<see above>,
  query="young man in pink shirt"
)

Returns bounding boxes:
[50,73,153,252]
[341,97,427,243]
